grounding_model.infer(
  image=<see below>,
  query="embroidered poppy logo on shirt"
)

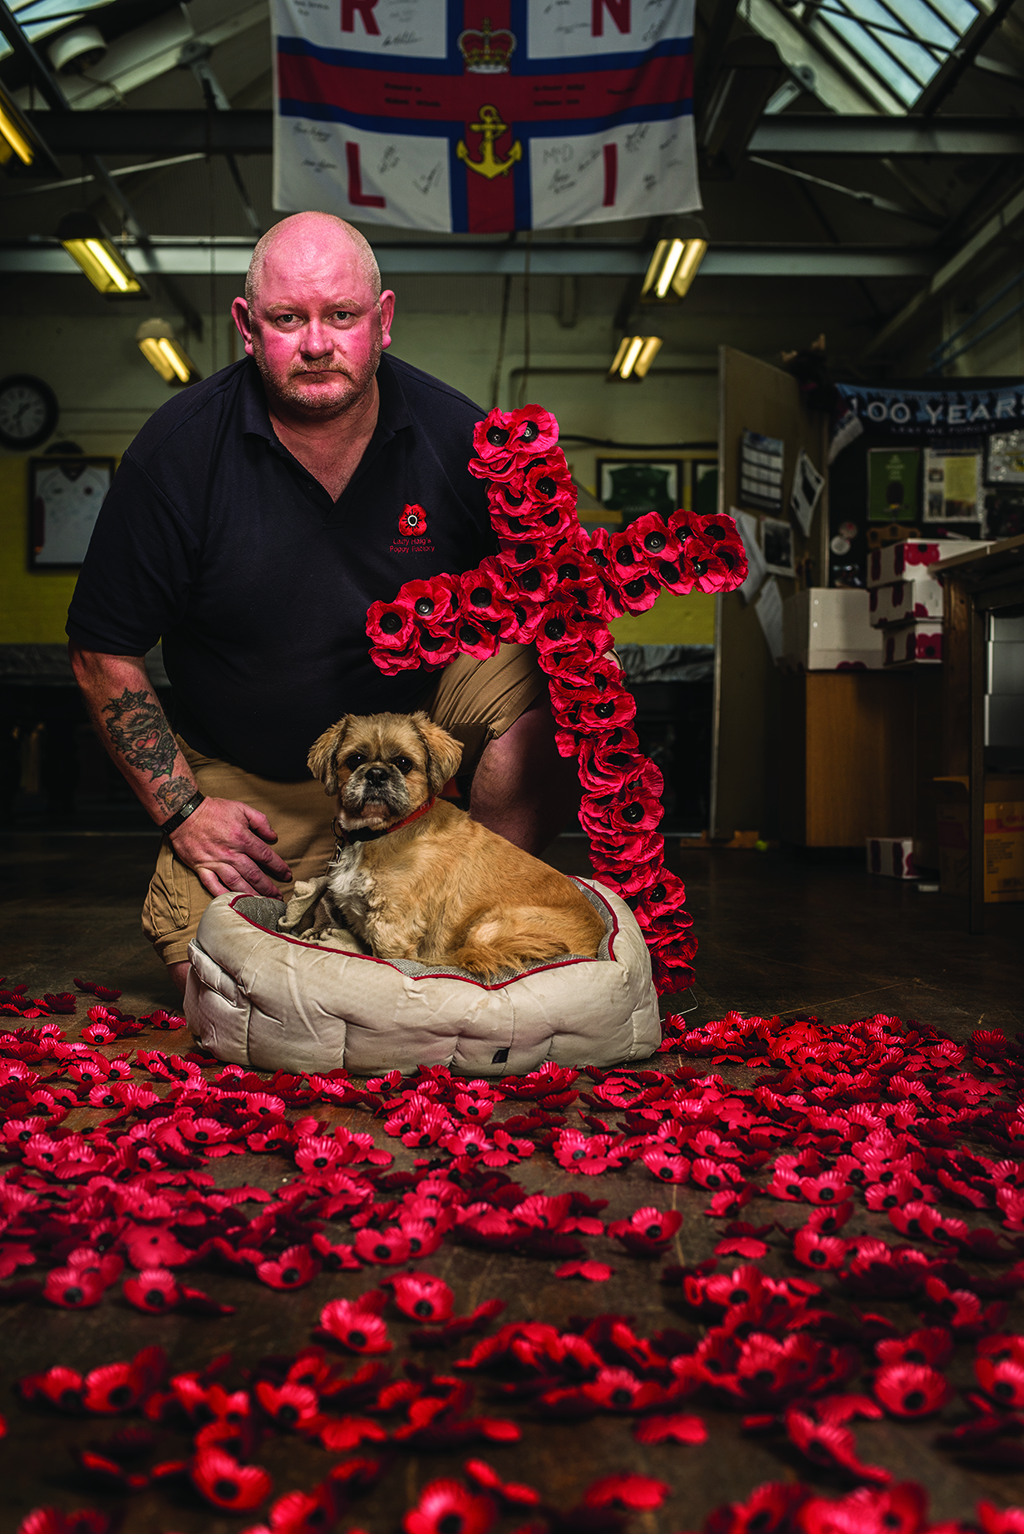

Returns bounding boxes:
[399,504,427,538]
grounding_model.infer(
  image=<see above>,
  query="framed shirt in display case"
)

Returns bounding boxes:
[598,458,680,524]
[29,456,114,569]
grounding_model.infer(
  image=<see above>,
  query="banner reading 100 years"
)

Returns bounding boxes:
[271,0,698,233]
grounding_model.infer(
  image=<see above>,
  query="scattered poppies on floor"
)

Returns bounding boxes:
[5,983,1024,1532]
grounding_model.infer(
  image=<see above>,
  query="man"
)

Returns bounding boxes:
[68,212,577,996]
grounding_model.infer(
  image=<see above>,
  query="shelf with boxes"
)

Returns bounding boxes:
[866,537,990,668]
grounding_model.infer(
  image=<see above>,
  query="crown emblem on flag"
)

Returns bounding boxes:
[457,17,516,73]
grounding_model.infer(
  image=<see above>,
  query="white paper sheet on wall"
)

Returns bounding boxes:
[734,508,768,604]
[754,576,784,661]
[789,449,824,538]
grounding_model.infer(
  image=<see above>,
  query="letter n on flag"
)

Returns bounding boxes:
[272,0,698,232]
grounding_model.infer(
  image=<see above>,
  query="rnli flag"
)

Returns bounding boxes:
[272,0,698,233]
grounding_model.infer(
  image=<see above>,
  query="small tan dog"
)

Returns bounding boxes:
[292,711,604,979]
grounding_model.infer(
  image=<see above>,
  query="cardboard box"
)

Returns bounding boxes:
[937,787,1024,902]
[869,577,944,627]
[866,836,917,879]
[867,537,980,589]
[883,622,942,666]
[781,588,882,671]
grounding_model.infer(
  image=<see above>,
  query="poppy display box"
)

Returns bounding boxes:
[882,622,942,666]
[869,576,944,627]
[780,588,881,672]
[936,778,1024,902]
[867,536,983,589]
[866,835,917,879]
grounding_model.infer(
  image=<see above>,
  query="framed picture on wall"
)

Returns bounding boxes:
[598,458,681,524]
[28,456,113,569]
[760,515,796,577]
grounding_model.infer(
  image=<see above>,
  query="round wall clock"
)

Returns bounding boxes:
[0,374,59,451]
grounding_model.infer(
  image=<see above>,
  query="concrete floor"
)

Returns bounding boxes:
[1,832,1022,1532]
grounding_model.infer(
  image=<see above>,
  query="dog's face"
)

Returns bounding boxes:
[308,711,463,827]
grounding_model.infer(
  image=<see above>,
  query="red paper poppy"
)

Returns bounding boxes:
[366,599,416,651]
[316,1415,388,1451]
[556,1261,614,1282]
[404,1478,497,1534]
[17,1511,112,1534]
[123,1267,181,1313]
[874,1362,951,1417]
[793,1227,848,1271]
[400,503,428,537]
[641,1146,691,1183]
[43,1265,107,1309]
[319,1297,392,1353]
[256,1245,321,1289]
[464,1459,540,1506]
[784,1405,891,1482]
[975,1337,1024,1409]
[582,1474,671,1510]
[470,405,559,477]
[258,1485,339,1534]
[795,1483,929,1534]
[633,1413,707,1444]
[875,1327,953,1369]
[21,1366,85,1412]
[607,1206,682,1255]
[82,1362,148,1416]
[705,1482,807,1534]
[458,564,518,630]
[978,1502,1024,1533]
[681,513,747,593]
[191,1446,272,1511]
[354,1227,413,1266]
[254,1380,320,1430]
[387,1272,455,1322]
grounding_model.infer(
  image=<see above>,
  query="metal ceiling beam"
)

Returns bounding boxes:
[861,179,1024,359]
[25,110,1024,160]
[0,2,204,336]
[0,239,937,279]
[749,116,1024,156]
[24,108,272,155]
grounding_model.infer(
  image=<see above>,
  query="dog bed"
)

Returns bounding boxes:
[184,878,661,1077]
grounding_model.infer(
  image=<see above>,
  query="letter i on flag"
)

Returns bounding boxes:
[272,0,699,232]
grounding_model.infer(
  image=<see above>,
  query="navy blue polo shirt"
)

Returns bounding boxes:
[67,353,495,781]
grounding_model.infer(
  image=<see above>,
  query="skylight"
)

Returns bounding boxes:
[797,0,982,108]
[9,0,115,44]
[0,0,116,68]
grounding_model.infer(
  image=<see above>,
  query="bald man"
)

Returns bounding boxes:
[68,213,577,996]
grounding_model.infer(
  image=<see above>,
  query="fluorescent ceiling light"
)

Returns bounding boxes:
[57,210,146,295]
[0,85,37,166]
[640,237,708,302]
[136,318,200,385]
[608,335,662,382]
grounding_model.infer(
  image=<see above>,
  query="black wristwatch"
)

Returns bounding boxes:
[159,791,205,834]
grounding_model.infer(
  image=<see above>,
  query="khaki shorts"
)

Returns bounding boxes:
[142,643,547,965]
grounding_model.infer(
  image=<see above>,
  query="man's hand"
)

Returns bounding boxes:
[168,796,293,898]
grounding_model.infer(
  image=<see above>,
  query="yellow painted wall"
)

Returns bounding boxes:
[2,447,716,648]
[610,590,716,645]
[0,457,82,644]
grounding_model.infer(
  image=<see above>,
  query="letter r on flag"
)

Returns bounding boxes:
[342,0,380,33]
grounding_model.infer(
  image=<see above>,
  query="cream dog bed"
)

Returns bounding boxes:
[184,878,660,1077]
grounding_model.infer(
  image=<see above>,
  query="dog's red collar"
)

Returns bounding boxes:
[332,796,437,847]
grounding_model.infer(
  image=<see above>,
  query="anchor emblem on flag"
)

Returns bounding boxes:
[457,104,522,179]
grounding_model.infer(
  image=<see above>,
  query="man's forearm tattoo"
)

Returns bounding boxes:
[155,777,197,816]
[101,688,179,783]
